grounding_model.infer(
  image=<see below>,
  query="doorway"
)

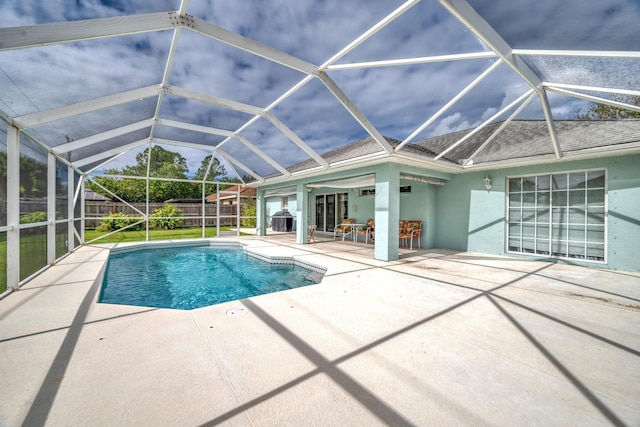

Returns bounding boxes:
[315,193,348,232]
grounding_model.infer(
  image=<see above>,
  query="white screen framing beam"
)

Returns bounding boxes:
[216,153,244,184]
[74,139,149,168]
[317,71,393,154]
[152,138,217,152]
[84,151,129,175]
[6,126,20,289]
[233,135,291,177]
[543,83,640,100]
[0,12,175,51]
[263,113,329,169]
[203,1,416,172]
[513,49,640,59]
[538,90,562,159]
[396,59,503,151]
[167,85,326,172]
[320,0,420,68]
[14,85,160,129]
[216,2,416,159]
[438,0,542,90]
[545,86,640,114]
[156,118,235,137]
[216,151,264,183]
[463,91,538,166]
[150,25,184,140]
[151,136,278,175]
[435,89,535,161]
[53,119,152,154]
[214,75,315,150]
[169,86,263,116]
[326,52,497,71]
[188,16,317,75]
[438,0,561,159]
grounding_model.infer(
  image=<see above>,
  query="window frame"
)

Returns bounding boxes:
[505,168,607,264]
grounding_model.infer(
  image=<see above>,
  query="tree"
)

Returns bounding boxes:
[575,93,640,120]
[136,146,189,177]
[194,154,226,181]
[19,156,47,198]
[218,175,244,190]
[195,155,228,195]
[88,146,198,203]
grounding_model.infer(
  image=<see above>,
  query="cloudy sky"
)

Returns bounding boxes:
[0,0,637,178]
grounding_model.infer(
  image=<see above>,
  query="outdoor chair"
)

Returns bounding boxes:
[307,224,317,243]
[334,218,355,240]
[399,220,422,250]
[356,219,375,244]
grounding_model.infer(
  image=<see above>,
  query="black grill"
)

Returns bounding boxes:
[271,210,294,232]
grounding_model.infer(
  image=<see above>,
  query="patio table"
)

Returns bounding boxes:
[341,223,364,242]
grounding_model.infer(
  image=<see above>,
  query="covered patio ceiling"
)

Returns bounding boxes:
[0,0,639,184]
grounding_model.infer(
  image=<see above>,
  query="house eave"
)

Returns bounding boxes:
[460,143,640,172]
[251,138,640,188]
[251,150,462,188]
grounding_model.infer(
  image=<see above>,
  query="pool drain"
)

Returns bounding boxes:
[226,307,248,316]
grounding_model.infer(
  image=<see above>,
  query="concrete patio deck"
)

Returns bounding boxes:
[1,236,639,426]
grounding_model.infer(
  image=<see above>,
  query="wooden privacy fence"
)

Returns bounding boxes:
[12,198,67,221]
[85,201,239,228]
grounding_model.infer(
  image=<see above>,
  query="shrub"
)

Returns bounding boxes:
[97,212,143,232]
[150,204,183,230]
[241,204,256,227]
[19,211,47,224]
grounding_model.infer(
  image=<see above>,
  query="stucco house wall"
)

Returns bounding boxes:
[434,154,640,272]
[257,152,639,271]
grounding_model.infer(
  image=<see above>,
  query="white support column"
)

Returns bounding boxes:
[374,165,400,261]
[256,188,266,237]
[80,177,85,243]
[216,184,220,238]
[47,152,56,265]
[295,183,307,245]
[236,186,240,236]
[145,144,151,242]
[68,165,75,252]
[201,181,206,238]
[6,125,20,289]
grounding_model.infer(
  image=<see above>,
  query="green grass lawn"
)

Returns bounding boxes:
[84,227,222,243]
[83,226,248,243]
[0,231,67,294]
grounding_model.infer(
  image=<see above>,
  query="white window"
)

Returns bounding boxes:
[282,196,288,211]
[507,170,606,262]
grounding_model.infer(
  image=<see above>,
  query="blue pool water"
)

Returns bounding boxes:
[99,246,319,310]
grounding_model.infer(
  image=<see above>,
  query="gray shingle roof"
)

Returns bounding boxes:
[414,120,640,164]
[282,136,399,174]
[277,120,640,176]
[281,135,437,175]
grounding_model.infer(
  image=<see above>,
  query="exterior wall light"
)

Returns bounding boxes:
[483,176,492,190]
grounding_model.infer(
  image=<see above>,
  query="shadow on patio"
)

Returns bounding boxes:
[0,239,638,426]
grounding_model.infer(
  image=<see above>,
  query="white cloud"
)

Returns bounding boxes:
[1,0,632,176]
[432,112,481,136]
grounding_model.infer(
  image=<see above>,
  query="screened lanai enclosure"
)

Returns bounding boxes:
[1,0,639,295]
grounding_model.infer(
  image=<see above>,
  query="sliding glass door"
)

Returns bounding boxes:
[315,193,348,232]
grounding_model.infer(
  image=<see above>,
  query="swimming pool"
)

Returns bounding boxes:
[99,243,325,310]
